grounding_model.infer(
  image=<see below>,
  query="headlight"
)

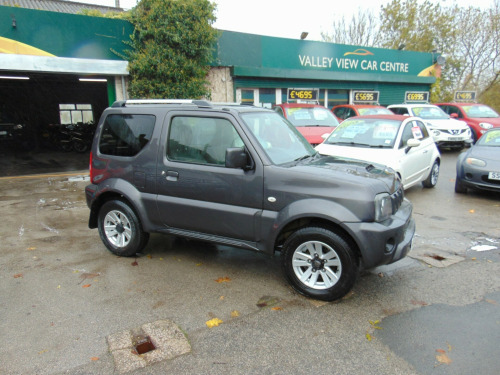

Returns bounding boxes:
[466,157,486,167]
[375,193,393,222]
[14,124,24,130]
[479,122,493,129]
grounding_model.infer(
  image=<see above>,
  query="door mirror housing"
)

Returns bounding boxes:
[225,147,250,169]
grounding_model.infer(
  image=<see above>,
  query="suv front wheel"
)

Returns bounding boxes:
[97,200,149,257]
[281,227,358,301]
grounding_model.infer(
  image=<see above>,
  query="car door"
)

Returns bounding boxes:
[397,119,435,187]
[155,111,264,242]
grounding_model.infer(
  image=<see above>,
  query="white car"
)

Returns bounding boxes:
[315,115,441,190]
[387,104,472,150]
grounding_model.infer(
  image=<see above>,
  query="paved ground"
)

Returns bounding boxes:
[0,148,499,374]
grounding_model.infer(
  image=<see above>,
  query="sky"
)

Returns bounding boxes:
[78,0,495,41]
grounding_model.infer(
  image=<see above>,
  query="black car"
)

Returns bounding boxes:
[85,99,415,301]
[455,128,500,194]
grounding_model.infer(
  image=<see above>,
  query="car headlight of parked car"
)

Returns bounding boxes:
[375,193,393,222]
[466,157,486,167]
[14,124,24,130]
[479,122,493,129]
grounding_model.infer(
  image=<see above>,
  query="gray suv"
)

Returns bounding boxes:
[85,99,415,301]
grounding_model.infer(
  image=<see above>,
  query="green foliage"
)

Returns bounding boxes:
[379,0,457,53]
[127,0,218,99]
[78,9,130,20]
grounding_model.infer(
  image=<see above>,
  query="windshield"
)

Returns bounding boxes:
[284,106,339,127]
[477,129,500,146]
[240,111,316,164]
[412,106,449,119]
[358,107,394,116]
[462,105,499,118]
[324,118,402,148]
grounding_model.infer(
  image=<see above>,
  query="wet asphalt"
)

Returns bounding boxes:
[0,147,499,375]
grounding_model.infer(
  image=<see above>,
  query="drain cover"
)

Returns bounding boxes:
[107,320,191,373]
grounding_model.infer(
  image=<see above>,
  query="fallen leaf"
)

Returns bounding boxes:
[231,310,240,318]
[57,285,61,289]
[159,257,164,261]
[471,257,477,260]
[27,247,36,251]
[436,351,452,365]
[366,333,372,341]
[38,349,48,355]
[369,320,383,330]
[411,300,428,306]
[219,296,225,300]
[13,273,23,278]
[82,284,91,288]
[90,357,99,361]
[485,299,497,305]
[215,276,231,283]
[271,307,282,311]
[146,254,152,259]
[131,260,138,266]
[206,318,223,328]
[469,209,475,214]
[436,349,446,354]
[196,263,202,266]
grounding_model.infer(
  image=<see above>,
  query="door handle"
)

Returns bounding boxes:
[164,170,179,181]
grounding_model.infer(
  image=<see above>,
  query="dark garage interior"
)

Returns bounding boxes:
[0,72,109,176]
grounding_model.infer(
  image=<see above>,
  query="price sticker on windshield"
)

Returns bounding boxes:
[353,91,379,104]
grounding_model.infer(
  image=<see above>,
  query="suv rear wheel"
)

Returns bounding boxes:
[98,200,149,257]
[281,227,358,301]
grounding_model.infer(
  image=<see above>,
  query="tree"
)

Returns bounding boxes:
[321,8,382,47]
[126,0,218,99]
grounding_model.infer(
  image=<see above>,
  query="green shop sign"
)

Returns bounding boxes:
[215,31,437,84]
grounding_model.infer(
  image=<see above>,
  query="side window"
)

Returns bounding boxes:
[414,120,429,139]
[392,107,409,115]
[399,122,414,148]
[399,120,428,148]
[99,114,155,157]
[348,108,357,118]
[167,116,243,166]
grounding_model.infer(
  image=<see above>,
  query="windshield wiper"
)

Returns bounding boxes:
[294,152,318,162]
[329,141,372,147]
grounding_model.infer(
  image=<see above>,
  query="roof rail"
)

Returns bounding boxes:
[111,99,212,108]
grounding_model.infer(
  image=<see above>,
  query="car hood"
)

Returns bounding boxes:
[469,145,500,163]
[315,143,397,172]
[294,153,398,192]
[296,126,336,145]
[466,117,500,127]
[423,118,468,129]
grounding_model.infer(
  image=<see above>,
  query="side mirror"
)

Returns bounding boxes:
[321,132,331,140]
[405,138,421,153]
[225,147,250,169]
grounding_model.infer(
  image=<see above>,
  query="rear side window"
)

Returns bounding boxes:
[99,114,155,156]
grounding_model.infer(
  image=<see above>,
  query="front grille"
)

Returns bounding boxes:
[391,186,404,213]
[482,175,500,185]
[442,128,468,136]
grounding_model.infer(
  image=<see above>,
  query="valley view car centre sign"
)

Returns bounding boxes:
[215,31,437,85]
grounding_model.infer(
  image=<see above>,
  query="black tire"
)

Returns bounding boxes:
[455,178,467,194]
[281,227,359,301]
[73,140,89,153]
[422,160,439,188]
[97,200,149,257]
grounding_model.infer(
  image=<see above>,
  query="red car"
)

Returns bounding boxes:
[273,103,339,145]
[436,102,500,142]
[332,104,394,122]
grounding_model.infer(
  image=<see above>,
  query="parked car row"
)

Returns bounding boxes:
[273,102,500,196]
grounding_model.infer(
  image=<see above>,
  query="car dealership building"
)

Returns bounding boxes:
[0,0,440,129]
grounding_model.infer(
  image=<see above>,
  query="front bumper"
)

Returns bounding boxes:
[344,198,415,269]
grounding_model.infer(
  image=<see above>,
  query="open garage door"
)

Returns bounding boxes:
[0,72,111,176]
